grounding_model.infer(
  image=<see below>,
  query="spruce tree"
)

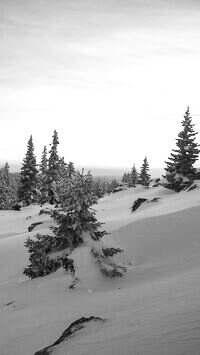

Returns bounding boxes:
[39,146,49,204]
[3,162,10,185]
[110,179,118,191]
[174,106,199,178]
[18,136,39,205]
[139,157,151,186]
[57,157,70,205]
[66,162,76,179]
[163,107,200,191]
[0,167,8,209]
[129,164,138,186]
[126,172,131,186]
[47,130,60,204]
[0,164,19,209]
[93,178,105,198]
[39,146,48,176]
[122,172,127,183]
[24,171,126,279]
[163,158,178,190]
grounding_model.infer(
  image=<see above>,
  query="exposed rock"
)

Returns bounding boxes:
[34,316,105,355]
[39,208,51,216]
[131,197,160,212]
[11,203,21,211]
[148,197,160,203]
[131,198,148,212]
[112,187,123,193]
[187,184,198,192]
[28,222,43,232]
[5,300,15,306]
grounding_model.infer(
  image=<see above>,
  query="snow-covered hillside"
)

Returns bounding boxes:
[1,185,200,354]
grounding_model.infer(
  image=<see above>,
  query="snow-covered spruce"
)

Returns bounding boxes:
[18,135,39,205]
[45,130,61,205]
[38,146,49,204]
[163,106,200,191]
[139,156,151,186]
[129,163,139,187]
[24,171,126,279]
[23,233,75,278]
[0,162,18,210]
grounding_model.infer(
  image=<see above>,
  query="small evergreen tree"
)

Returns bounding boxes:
[110,179,118,191]
[24,171,126,279]
[18,136,39,205]
[163,106,200,191]
[139,157,151,186]
[122,172,127,183]
[93,178,107,198]
[129,164,138,186]
[126,172,132,186]
[101,179,109,196]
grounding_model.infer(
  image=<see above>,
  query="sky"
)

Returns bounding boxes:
[1,0,200,171]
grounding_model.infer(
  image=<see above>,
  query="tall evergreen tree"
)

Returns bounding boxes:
[57,157,70,205]
[47,130,60,204]
[139,157,151,186]
[0,166,8,209]
[3,162,10,185]
[39,146,48,175]
[39,146,49,204]
[18,136,39,205]
[163,107,200,191]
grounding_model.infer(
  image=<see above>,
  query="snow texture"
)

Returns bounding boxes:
[1,186,200,354]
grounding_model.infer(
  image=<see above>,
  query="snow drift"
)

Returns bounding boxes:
[1,185,200,354]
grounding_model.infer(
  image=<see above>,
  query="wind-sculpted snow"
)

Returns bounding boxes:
[1,186,200,354]
[34,316,105,355]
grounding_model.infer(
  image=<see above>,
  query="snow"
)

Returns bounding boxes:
[1,186,200,354]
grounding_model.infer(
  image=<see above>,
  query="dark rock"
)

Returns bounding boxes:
[28,222,43,232]
[148,197,160,203]
[5,300,15,306]
[11,204,21,211]
[187,184,198,192]
[112,187,123,193]
[34,316,105,355]
[39,208,51,216]
[131,198,148,212]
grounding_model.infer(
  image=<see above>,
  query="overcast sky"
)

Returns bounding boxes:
[1,0,200,170]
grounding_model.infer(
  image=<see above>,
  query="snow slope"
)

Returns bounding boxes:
[1,185,200,354]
